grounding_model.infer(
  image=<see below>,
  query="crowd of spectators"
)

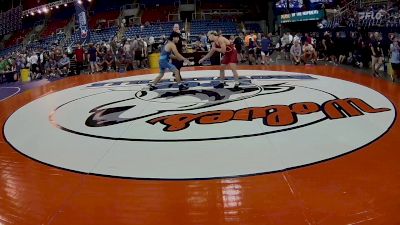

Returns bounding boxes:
[238,30,399,81]
[0,5,399,83]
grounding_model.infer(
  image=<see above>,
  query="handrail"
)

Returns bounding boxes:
[120,3,140,11]
[360,0,388,6]
[338,0,359,12]
[334,0,359,18]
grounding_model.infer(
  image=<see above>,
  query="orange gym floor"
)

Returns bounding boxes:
[0,65,399,225]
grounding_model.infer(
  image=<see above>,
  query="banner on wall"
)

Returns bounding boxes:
[279,10,325,23]
[75,2,90,43]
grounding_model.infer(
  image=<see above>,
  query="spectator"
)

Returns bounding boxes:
[248,37,259,65]
[0,57,8,72]
[281,32,293,60]
[148,36,155,52]
[141,38,149,68]
[171,23,184,73]
[96,45,106,72]
[47,58,58,78]
[294,33,302,44]
[322,32,336,63]
[200,33,208,51]
[390,37,400,82]
[115,43,124,72]
[110,37,118,54]
[229,35,235,44]
[234,33,244,62]
[370,32,384,76]
[39,50,46,76]
[28,52,40,79]
[75,43,85,75]
[87,43,97,74]
[261,33,273,65]
[290,40,302,65]
[58,54,70,76]
[15,55,25,80]
[102,51,115,72]
[302,41,317,64]
[125,39,135,71]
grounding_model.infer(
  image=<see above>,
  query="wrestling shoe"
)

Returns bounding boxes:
[148,83,157,91]
[214,82,226,89]
[233,81,241,89]
[179,83,189,91]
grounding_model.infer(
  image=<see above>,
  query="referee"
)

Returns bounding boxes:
[171,23,184,72]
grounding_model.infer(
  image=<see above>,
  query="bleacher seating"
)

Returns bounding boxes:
[141,6,176,23]
[200,0,241,8]
[27,34,66,50]
[93,0,130,12]
[245,23,262,33]
[125,21,183,38]
[90,27,118,43]
[4,29,31,48]
[191,20,238,36]
[41,20,69,37]
[200,2,236,10]
[69,27,118,45]
[89,11,120,29]
[141,0,174,7]
[0,44,22,57]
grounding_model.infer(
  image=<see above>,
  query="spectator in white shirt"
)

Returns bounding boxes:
[29,52,40,79]
[293,33,301,45]
[290,40,302,65]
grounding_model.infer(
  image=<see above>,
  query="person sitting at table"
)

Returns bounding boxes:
[196,41,208,52]
[15,55,25,80]
[0,57,8,72]
[0,56,16,82]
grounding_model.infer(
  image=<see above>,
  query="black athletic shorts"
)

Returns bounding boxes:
[392,63,400,71]
[172,59,183,70]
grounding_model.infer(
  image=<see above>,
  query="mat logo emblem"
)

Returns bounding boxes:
[82,76,391,140]
[85,81,295,129]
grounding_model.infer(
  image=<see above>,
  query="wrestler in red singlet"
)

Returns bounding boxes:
[215,42,238,65]
[199,31,241,89]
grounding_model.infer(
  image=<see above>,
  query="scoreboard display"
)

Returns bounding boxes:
[276,0,288,9]
[0,6,22,36]
[289,0,304,9]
